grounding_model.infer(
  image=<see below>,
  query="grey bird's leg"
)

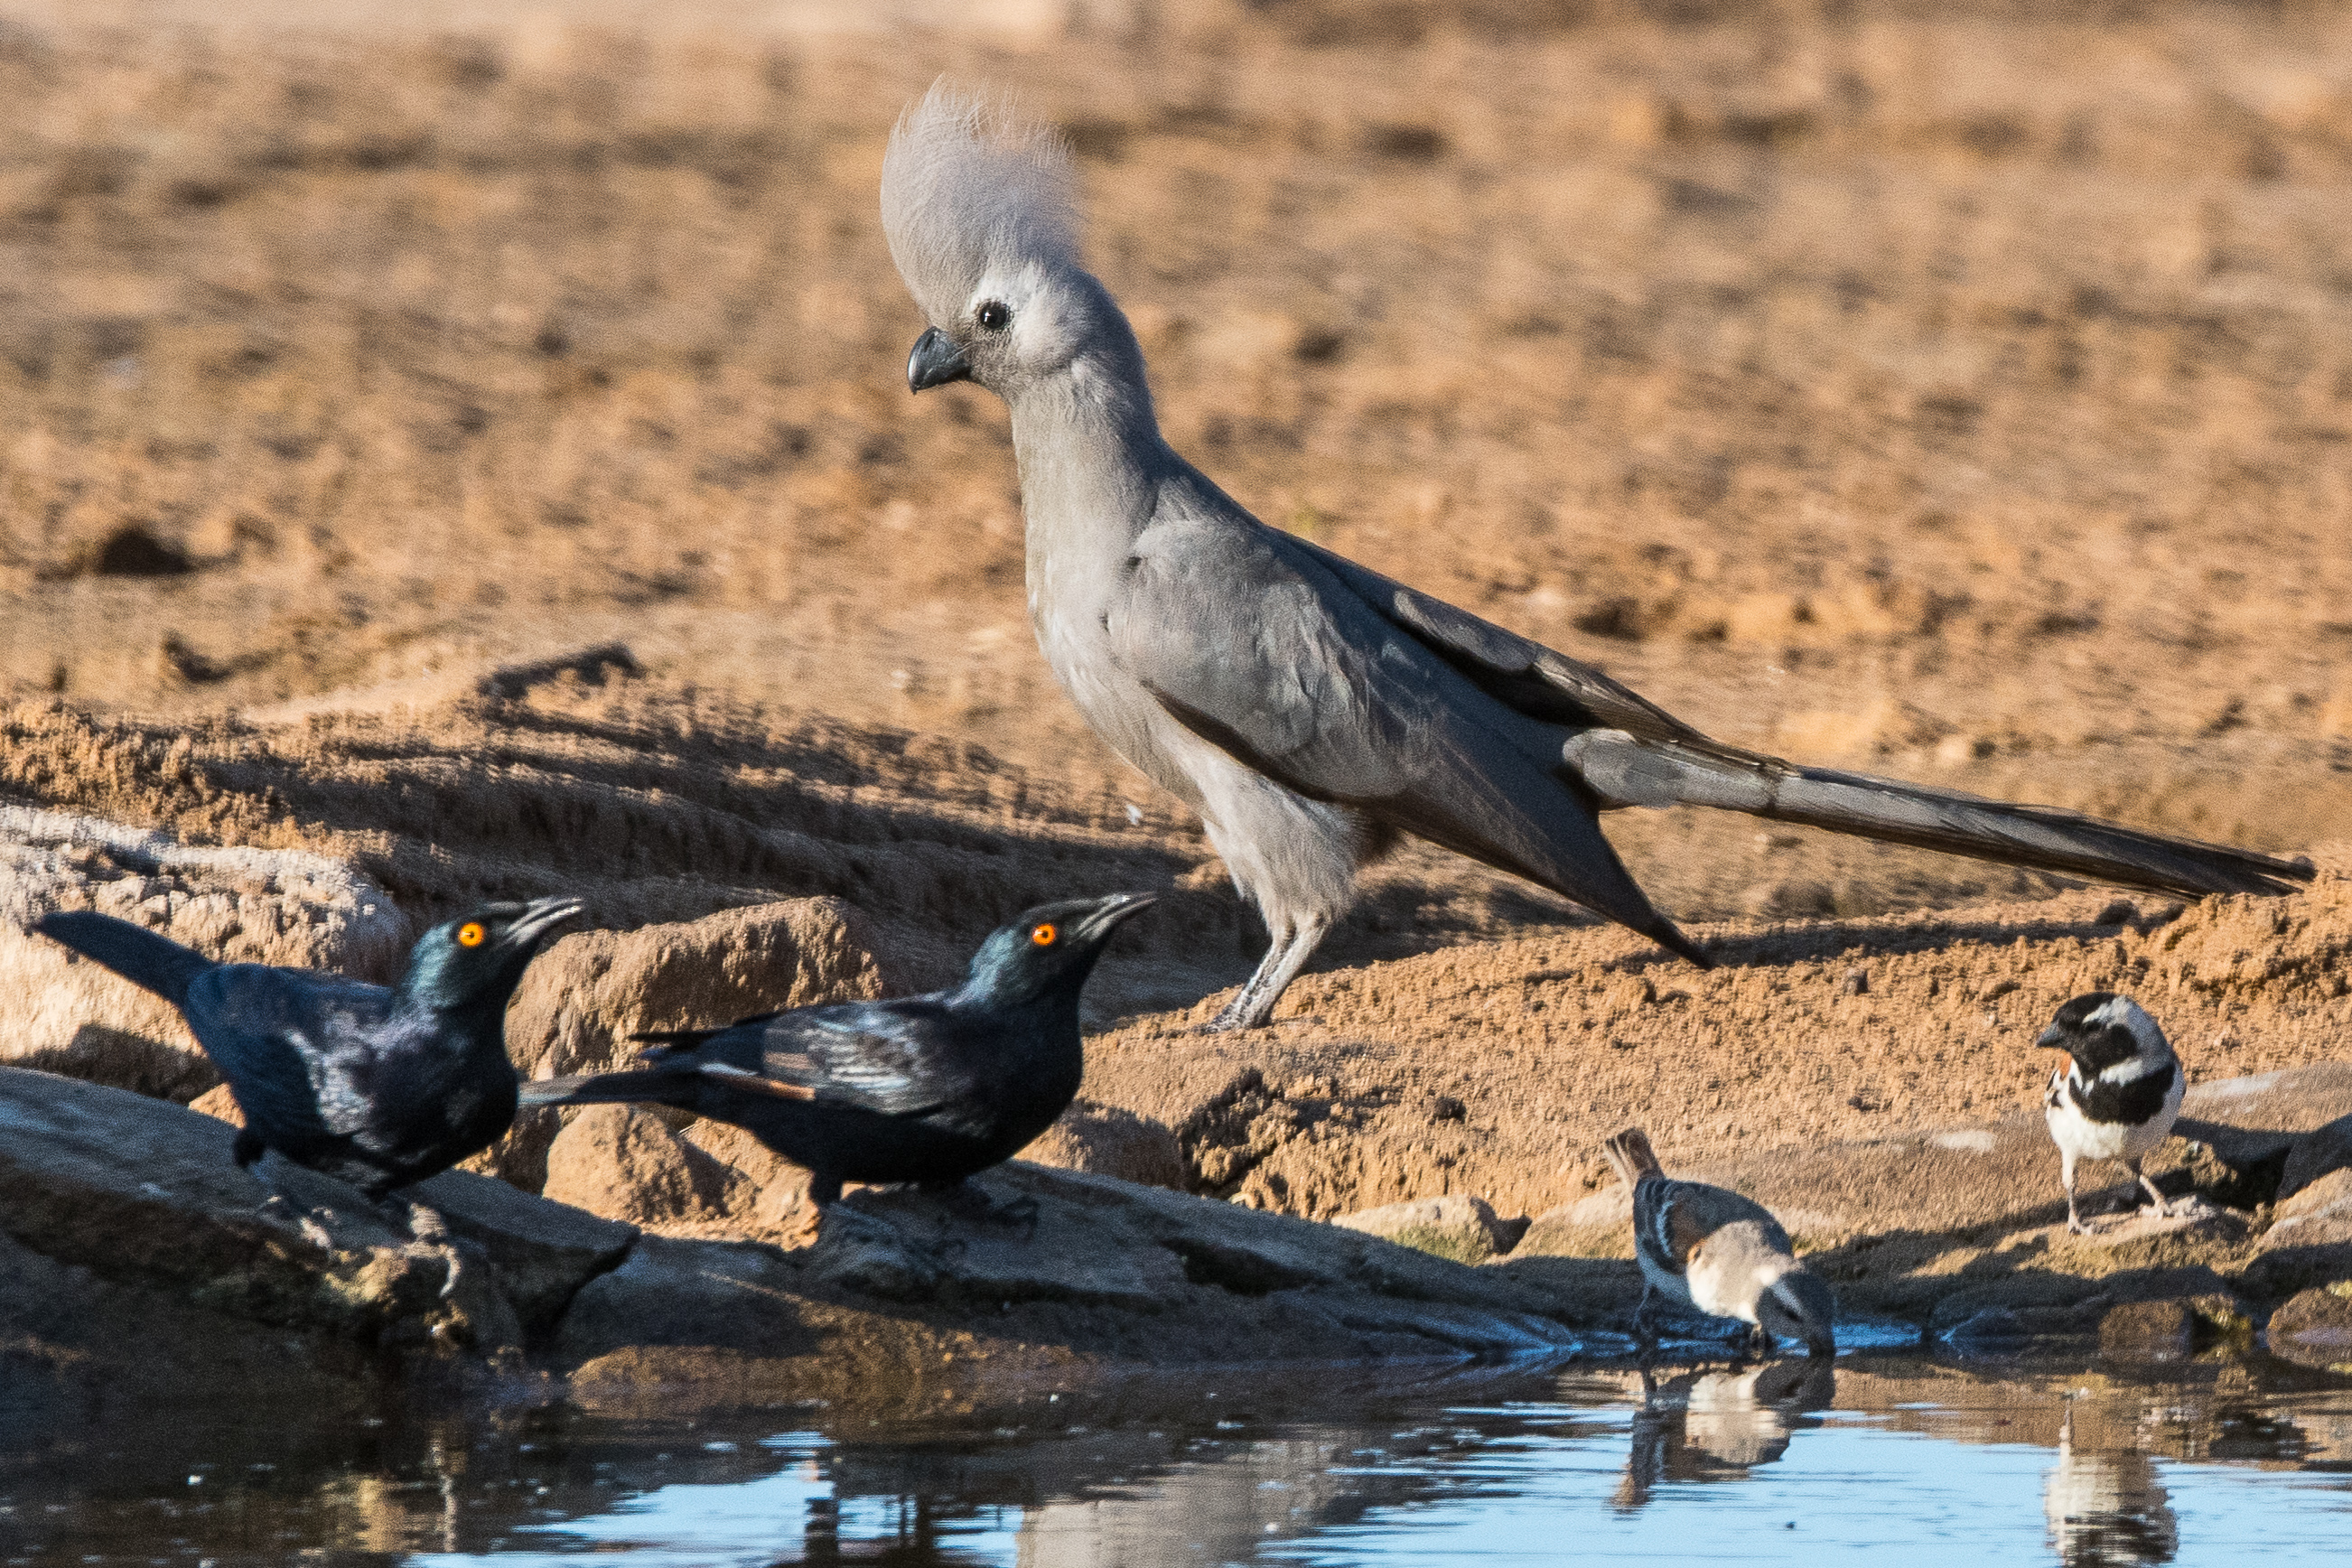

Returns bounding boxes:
[2062,1150,2088,1235]
[2126,1158,2174,1219]
[1205,912,1330,1033]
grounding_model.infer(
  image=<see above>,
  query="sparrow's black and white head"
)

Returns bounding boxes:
[2038,993,2184,1235]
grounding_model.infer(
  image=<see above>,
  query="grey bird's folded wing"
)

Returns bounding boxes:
[1110,504,1706,964]
[1283,534,2311,901]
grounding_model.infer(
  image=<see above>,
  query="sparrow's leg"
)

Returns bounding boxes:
[2126,1158,2173,1219]
[1632,1283,1658,1359]
[2062,1151,2088,1235]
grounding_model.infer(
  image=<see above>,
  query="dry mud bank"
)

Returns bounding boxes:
[3,0,2352,1386]
[5,680,2352,1388]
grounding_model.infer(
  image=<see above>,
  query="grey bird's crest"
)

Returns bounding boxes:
[881,83,1078,330]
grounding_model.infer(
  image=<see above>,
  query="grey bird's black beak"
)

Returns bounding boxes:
[907,327,972,392]
[2035,1023,2068,1050]
[1073,891,1158,943]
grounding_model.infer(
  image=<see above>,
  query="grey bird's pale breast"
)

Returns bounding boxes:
[1012,396,1202,802]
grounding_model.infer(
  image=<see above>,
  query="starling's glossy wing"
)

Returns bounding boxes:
[180,966,395,1141]
[658,999,979,1120]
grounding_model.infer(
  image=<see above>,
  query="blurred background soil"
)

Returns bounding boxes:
[2,0,2349,1215]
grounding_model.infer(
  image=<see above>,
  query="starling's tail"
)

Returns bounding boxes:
[1562,732,2313,901]
[518,1068,694,1110]
[1601,1127,1665,1191]
[33,910,217,1009]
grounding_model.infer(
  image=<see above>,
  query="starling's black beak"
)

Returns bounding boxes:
[1073,891,1158,943]
[504,897,587,951]
[907,327,972,392]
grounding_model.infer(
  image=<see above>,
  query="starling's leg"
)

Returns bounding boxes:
[1632,1283,1658,1361]
[808,1171,844,1225]
[242,1144,336,1248]
[2128,1158,2174,1219]
[2062,1152,2088,1235]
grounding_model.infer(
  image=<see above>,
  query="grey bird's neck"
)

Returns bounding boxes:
[1004,282,1171,604]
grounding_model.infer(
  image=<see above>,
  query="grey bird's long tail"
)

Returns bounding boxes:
[1561,731,2311,901]
[33,910,218,1009]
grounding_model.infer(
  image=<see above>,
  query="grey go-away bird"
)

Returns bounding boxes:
[881,86,2314,1031]
[519,892,1156,1225]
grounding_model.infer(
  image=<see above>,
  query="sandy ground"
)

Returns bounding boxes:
[3,2,2349,1218]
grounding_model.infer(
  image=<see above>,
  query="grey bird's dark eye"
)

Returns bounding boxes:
[976,301,1011,331]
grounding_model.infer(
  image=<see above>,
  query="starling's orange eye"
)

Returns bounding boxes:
[456,922,487,948]
[1031,923,1057,947]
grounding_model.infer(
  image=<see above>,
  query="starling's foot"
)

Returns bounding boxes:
[923,1181,1041,1237]
[259,1194,338,1251]
[982,1194,1041,1237]
[400,1199,453,1245]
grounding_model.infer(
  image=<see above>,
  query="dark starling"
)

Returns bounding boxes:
[519,891,1155,1217]
[34,899,582,1200]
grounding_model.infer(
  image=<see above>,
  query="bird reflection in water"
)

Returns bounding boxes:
[2045,1401,2179,1566]
[1612,1359,1835,1511]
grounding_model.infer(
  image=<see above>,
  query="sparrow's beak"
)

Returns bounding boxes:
[907,327,972,392]
[1073,891,1158,943]
[505,897,587,950]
